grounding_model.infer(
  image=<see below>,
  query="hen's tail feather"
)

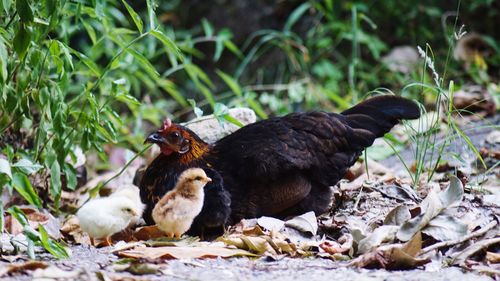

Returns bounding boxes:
[341,95,420,139]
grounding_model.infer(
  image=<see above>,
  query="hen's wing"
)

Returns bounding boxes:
[212,96,419,186]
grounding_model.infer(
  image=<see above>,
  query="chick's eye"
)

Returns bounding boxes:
[194,176,203,181]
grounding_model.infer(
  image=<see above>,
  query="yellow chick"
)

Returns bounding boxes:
[77,195,142,246]
[152,168,211,239]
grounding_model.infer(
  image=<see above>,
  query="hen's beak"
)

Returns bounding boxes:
[145,132,166,145]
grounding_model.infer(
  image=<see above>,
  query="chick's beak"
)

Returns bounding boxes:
[145,132,166,145]
[205,177,212,183]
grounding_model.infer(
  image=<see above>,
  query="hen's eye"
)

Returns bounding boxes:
[171,132,180,139]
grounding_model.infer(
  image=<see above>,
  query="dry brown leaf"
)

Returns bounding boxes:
[384,205,411,226]
[144,236,200,247]
[243,225,266,236]
[486,251,500,264]
[257,217,285,232]
[349,232,429,269]
[357,225,399,254]
[452,237,500,266]
[114,262,160,275]
[470,265,500,277]
[397,176,465,242]
[118,225,164,242]
[60,215,91,245]
[373,184,420,202]
[239,236,278,255]
[226,219,258,235]
[285,211,318,236]
[32,266,81,279]
[452,85,496,117]
[219,226,297,256]
[117,246,255,260]
[319,234,353,255]
[5,207,50,235]
[0,261,48,277]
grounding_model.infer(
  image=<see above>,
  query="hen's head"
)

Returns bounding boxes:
[145,118,207,157]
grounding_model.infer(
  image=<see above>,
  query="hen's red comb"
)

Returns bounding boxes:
[159,118,172,132]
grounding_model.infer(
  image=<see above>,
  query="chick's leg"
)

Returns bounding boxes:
[166,232,174,239]
[174,233,182,240]
[104,236,113,246]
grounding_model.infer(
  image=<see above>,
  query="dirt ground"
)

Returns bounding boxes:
[0,244,496,281]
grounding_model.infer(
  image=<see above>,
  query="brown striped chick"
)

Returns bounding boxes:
[152,168,211,239]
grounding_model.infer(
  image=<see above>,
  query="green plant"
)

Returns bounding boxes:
[0,0,243,258]
[7,206,69,259]
[394,13,489,186]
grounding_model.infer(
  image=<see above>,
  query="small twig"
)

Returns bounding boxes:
[420,219,498,255]
[453,237,500,266]
[353,184,364,211]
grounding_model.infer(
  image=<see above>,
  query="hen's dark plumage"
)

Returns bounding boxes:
[140,95,420,232]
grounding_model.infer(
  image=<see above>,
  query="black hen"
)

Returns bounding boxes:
[140,95,420,232]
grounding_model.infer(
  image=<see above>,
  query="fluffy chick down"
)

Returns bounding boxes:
[77,192,144,242]
[111,184,145,226]
[152,168,211,238]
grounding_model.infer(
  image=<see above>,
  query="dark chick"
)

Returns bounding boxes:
[140,95,420,233]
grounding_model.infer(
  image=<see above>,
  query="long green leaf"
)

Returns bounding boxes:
[216,69,242,97]
[49,161,61,207]
[12,159,43,174]
[39,225,70,259]
[16,0,33,23]
[158,78,188,106]
[70,49,102,76]
[121,0,143,33]
[284,3,310,32]
[7,206,29,226]
[13,24,31,58]
[151,29,183,61]
[0,38,8,82]
[127,48,159,79]
[12,173,42,208]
